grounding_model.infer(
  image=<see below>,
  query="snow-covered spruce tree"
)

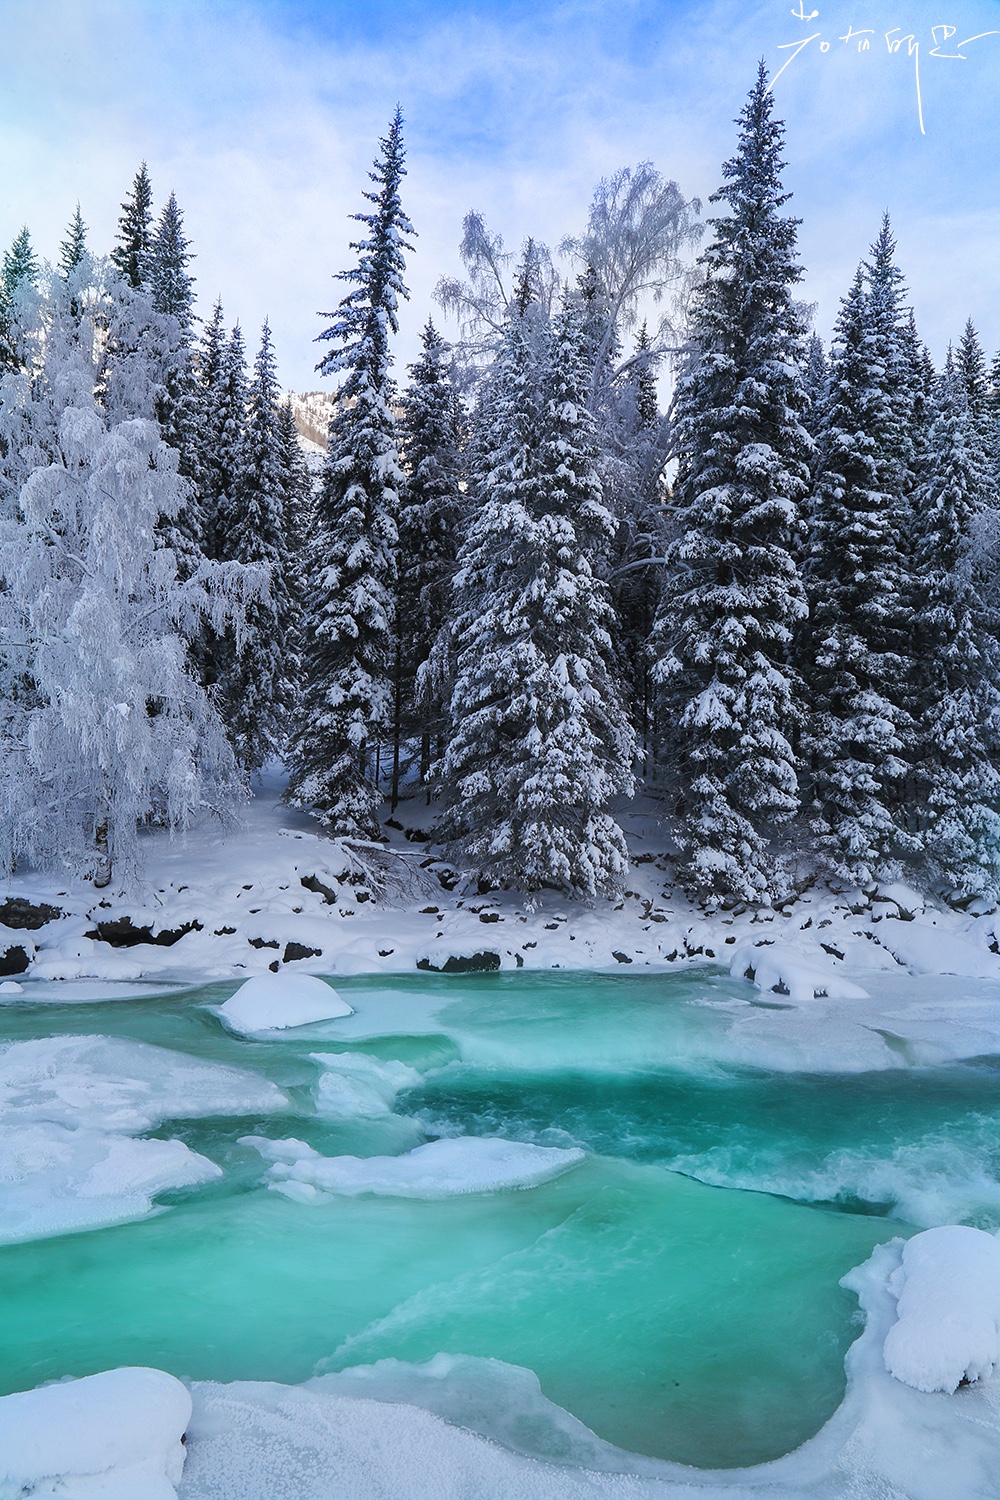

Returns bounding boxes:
[58,205,88,280]
[438,297,635,897]
[0,226,39,374]
[397,319,465,798]
[286,108,414,838]
[910,352,1000,896]
[801,223,919,885]
[146,191,203,541]
[201,317,249,562]
[215,320,296,772]
[0,260,246,887]
[111,162,154,290]
[608,319,665,768]
[650,65,810,905]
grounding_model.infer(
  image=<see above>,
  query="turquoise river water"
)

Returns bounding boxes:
[3,969,1000,1470]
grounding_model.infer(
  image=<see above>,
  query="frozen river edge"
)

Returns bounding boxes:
[4,1229,1000,1500]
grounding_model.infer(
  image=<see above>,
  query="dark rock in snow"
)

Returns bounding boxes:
[301,875,338,905]
[283,941,323,963]
[0,897,61,929]
[86,917,203,948]
[0,943,30,975]
[612,951,633,964]
[417,951,501,974]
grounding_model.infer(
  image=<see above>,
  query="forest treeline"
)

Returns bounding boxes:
[1,67,999,906]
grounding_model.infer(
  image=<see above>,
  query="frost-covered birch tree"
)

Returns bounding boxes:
[0,261,249,887]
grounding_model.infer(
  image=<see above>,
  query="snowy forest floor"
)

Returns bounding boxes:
[4,770,1000,1071]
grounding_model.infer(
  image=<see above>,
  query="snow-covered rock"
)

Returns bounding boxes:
[0,1367,190,1499]
[730,941,869,1002]
[216,973,353,1035]
[874,923,1000,980]
[243,1135,586,1201]
[882,1225,1000,1393]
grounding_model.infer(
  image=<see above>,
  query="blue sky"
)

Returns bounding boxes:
[1,0,998,388]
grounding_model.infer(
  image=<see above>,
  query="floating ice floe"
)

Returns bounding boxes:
[882,1224,1000,1392]
[0,1366,190,1500]
[310,1050,422,1117]
[216,973,353,1036]
[730,941,869,1002]
[0,1034,288,1133]
[242,1135,586,1202]
[0,1125,220,1246]
[0,1035,287,1244]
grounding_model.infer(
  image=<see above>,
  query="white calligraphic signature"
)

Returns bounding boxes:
[771,9,999,133]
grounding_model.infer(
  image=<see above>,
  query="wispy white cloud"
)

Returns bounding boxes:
[0,0,997,387]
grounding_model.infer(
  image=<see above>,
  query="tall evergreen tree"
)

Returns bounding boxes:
[911,352,1000,895]
[217,320,296,771]
[609,319,664,768]
[111,163,153,289]
[2,227,39,298]
[202,318,248,562]
[802,223,918,884]
[438,299,635,896]
[58,205,88,279]
[0,227,39,373]
[396,319,465,799]
[286,108,415,838]
[149,192,196,329]
[650,65,810,904]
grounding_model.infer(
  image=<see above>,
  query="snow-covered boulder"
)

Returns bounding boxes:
[730,941,869,1002]
[883,1225,1000,1393]
[874,924,1000,980]
[217,974,353,1036]
[0,1366,190,1498]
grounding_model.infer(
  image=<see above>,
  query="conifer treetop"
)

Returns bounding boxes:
[58,205,88,279]
[111,162,153,289]
[315,106,416,393]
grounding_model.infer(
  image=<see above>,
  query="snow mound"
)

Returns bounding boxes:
[310,1051,422,1117]
[0,1034,288,1132]
[0,1124,220,1245]
[217,974,353,1035]
[0,1366,190,1499]
[730,941,869,1002]
[242,1135,586,1201]
[874,923,1000,980]
[883,1225,1000,1392]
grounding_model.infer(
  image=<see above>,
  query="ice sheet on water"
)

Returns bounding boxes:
[0,1034,288,1132]
[0,1124,220,1245]
[310,1050,422,1117]
[0,1366,190,1500]
[216,974,353,1036]
[177,1235,1000,1498]
[0,1035,285,1244]
[242,1134,586,1201]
